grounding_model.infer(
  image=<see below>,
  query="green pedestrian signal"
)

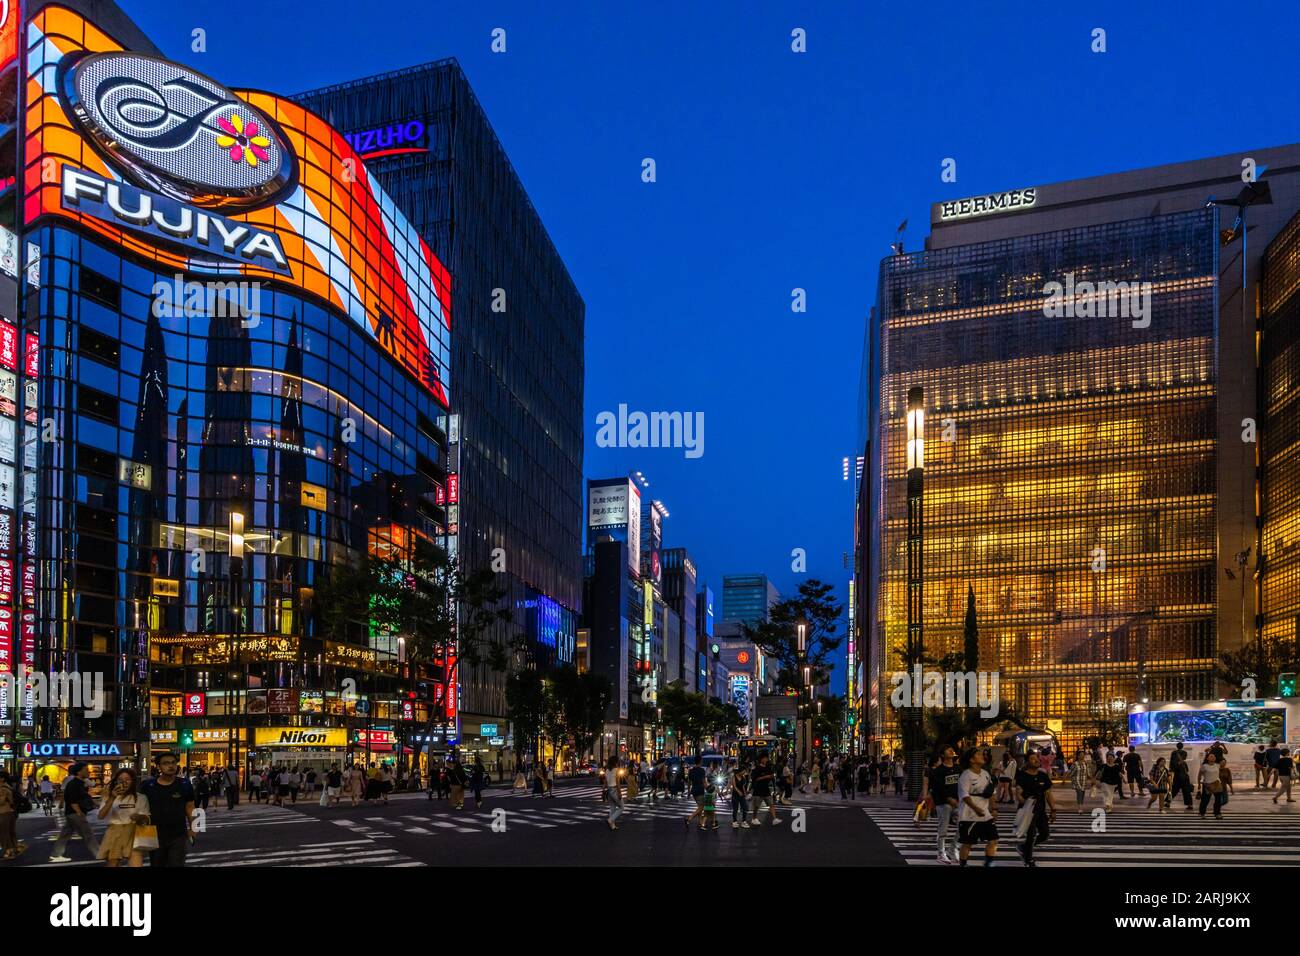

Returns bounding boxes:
[1280,673,1298,698]
[180,729,194,749]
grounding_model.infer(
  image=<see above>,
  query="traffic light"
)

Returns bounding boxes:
[180,728,194,749]
[813,737,822,748]
[847,712,856,725]
[1280,673,1297,697]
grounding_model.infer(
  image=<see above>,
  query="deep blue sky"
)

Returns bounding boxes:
[121,0,1298,690]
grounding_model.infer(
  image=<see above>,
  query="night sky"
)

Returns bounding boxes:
[120,0,1300,689]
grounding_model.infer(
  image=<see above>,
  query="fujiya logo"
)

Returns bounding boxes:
[50,886,151,937]
[60,51,295,209]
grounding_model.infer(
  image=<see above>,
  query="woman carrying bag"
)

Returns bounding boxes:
[1145,758,1170,813]
[97,768,150,867]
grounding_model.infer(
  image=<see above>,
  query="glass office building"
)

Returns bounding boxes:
[871,210,1221,749]
[721,574,780,628]
[294,62,585,734]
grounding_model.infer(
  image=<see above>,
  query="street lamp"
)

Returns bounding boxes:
[795,616,810,768]
[227,509,245,777]
[904,386,926,801]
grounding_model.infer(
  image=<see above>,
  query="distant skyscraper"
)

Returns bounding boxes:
[722,574,781,628]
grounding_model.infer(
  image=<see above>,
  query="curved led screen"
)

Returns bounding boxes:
[24,5,451,406]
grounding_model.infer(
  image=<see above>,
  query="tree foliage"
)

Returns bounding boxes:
[739,579,844,693]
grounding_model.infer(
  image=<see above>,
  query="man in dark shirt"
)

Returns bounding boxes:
[1273,748,1295,804]
[1253,745,1268,789]
[140,751,196,867]
[49,762,100,862]
[1170,744,1194,810]
[1013,751,1055,867]
[1265,740,1283,789]
[928,747,961,864]
[749,754,780,826]
[1122,749,1144,796]
[684,757,709,829]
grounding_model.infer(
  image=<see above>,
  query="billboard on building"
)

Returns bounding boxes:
[24,5,452,405]
[588,477,640,575]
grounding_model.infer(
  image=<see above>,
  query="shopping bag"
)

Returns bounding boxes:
[1013,797,1035,839]
[132,818,159,851]
[319,788,329,807]
[912,798,930,823]
[513,773,526,790]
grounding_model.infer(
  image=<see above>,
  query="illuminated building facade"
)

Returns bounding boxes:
[865,146,1300,752]
[17,0,456,772]
[1262,213,1300,651]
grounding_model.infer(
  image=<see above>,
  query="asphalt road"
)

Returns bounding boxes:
[10,776,907,867]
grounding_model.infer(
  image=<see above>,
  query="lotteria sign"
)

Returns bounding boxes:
[22,740,131,758]
[937,187,1037,223]
[254,727,348,748]
[26,5,452,406]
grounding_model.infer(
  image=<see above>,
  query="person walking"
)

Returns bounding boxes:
[892,754,906,796]
[470,757,488,809]
[1169,744,1194,811]
[996,752,1015,803]
[325,765,342,807]
[192,767,210,813]
[96,768,145,868]
[604,757,624,830]
[1197,752,1226,819]
[1253,745,1269,789]
[929,747,961,864]
[749,753,781,826]
[1123,748,1145,797]
[49,762,101,863]
[1067,750,1091,813]
[1012,750,1055,867]
[223,764,240,810]
[1146,758,1170,812]
[1265,739,1282,789]
[0,771,21,860]
[957,748,999,867]
[139,752,196,867]
[447,759,468,810]
[702,783,719,831]
[684,756,709,829]
[729,763,750,829]
[347,764,365,807]
[1273,748,1295,804]
[1097,753,1123,810]
[248,767,263,804]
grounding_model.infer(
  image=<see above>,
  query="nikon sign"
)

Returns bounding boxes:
[937,187,1037,222]
[254,727,348,748]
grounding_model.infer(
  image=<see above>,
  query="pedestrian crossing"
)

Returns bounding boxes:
[31,837,425,868]
[863,804,1300,867]
[322,793,805,837]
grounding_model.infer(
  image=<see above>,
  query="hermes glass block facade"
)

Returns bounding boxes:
[1262,213,1300,651]
[871,209,1220,750]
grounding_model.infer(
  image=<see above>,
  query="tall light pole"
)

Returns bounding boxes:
[227,509,245,776]
[904,386,926,801]
[796,616,810,768]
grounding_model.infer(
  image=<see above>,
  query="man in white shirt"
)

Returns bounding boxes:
[957,748,999,866]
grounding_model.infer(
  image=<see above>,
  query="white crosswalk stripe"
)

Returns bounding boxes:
[864,804,1300,866]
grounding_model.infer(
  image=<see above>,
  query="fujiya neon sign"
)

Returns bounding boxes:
[61,167,289,272]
